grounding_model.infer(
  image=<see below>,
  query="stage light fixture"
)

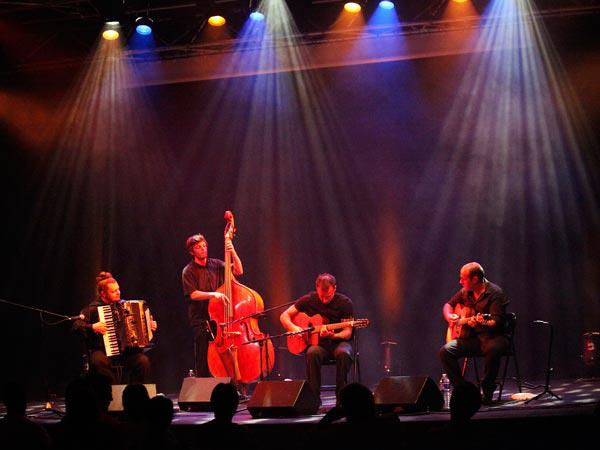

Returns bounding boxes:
[379,1,395,9]
[102,21,120,41]
[344,2,363,14]
[452,0,469,3]
[249,11,265,21]
[248,0,264,20]
[208,15,227,27]
[135,16,153,35]
[102,29,119,40]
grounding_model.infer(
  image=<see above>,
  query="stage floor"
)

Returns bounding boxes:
[14,377,600,426]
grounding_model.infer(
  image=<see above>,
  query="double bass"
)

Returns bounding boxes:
[207,211,275,383]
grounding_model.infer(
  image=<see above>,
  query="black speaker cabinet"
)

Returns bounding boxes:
[108,384,157,412]
[247,380,319,418]
[374,376,443,413]
[178,377,232,412]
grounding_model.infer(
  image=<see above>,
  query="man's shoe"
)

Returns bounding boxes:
[482,393,495,405]
[482,383,497,405]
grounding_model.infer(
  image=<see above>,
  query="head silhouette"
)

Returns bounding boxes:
[148,395,174,430]
[2,382,27,417]
[65,378,99,422]
[85,373,113,413]
[210,383,239,422]
[450,381,482,422]
[122,383,150,422]
[338,383,376,423]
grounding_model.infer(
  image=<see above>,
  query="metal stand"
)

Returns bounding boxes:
[525,320,561,403]
[381,340,398,376]
[244,328,312,381]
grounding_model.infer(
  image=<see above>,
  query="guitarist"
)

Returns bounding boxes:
[439,262,509,405]
[280,273,354,402]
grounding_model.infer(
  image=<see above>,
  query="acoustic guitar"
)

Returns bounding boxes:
[446,303,491,343]
[287,312,370,354]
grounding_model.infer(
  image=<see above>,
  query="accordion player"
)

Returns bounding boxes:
[74,272,157,383]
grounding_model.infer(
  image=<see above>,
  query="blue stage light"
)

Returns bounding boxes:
[249,11,265,21]
[379,1,395,9]
[136,24,152,35]
[135,17,153,35]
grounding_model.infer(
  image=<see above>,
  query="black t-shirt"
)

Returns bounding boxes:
[295,292,354,345]
[447,280,509,337]
[182,259,225,326]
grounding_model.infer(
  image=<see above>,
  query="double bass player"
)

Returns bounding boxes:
[181,233,243,378]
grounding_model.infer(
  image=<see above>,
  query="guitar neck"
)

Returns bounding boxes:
[315,321,357,332]
[456,314,491,325]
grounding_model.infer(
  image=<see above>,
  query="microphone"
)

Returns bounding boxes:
[68,314,85,321]
[533,320,549,325]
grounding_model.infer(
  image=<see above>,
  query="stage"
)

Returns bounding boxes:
[11,378,600,449]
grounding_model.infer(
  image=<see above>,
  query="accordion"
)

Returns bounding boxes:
[97,300,154,357]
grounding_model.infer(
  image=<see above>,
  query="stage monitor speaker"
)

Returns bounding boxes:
[374,376,443,413]
[247,380,319,418]
[108,384,157,412]
[178,377,232,412]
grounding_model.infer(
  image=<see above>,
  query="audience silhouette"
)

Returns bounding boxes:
[197,382,253,449]
[450,381,482,424]
[0,381,52,449]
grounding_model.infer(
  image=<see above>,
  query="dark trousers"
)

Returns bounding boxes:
[439,335,509,395]
[306,341,353,399]
[193,323,212,377]
[90,349,151,383]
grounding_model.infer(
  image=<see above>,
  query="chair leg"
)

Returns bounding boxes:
[354,352,361,383]
[511,340,523,393]
[498,353,510,401]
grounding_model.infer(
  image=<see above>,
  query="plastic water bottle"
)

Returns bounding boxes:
[187,369,195,377]
[440,373,452,410]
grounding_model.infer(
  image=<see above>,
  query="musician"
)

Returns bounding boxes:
[439,262,509,404]
[280,273,354,401]
[74,272,156,383]
[182,233,243,377]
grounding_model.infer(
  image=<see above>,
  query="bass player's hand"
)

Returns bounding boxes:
[211,292,229,302]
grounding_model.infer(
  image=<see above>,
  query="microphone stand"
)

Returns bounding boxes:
[0,298,82,324]
[525,320,562,403]
[225,300,297,326]
[242,328,315,382]
[221,301,297,383]
[0,298,84,416]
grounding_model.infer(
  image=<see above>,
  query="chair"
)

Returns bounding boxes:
[83,351,125,383]
[461,312,522,401]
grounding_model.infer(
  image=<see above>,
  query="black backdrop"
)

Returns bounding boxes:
[1,14,599,399]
